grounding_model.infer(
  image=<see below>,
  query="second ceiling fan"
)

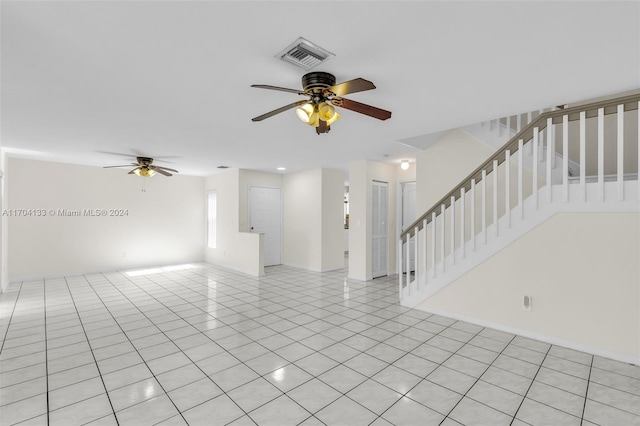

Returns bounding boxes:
[251,72,391,134]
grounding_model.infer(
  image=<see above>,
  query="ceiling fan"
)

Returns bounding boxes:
[103,157,178,177]
[251,71,392,134]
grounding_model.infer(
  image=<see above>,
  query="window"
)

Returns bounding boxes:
[207,191,217,248]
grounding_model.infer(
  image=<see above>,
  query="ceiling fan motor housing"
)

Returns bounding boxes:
[302,72,335,94]
[136,157,154,166]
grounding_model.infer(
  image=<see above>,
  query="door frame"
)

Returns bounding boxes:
[248,185,283,266]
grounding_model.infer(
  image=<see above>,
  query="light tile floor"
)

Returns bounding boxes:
[1,263,639,426]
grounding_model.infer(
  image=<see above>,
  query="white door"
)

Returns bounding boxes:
[372,181,388,278]
[249,186,282,266]
[402,181,417,271]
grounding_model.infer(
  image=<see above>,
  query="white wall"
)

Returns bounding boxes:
[283,169,322,270]
[418,212,640,363]
[0,149,8,291]
[283,168,345,272]
[349,160,398,281]
[416,129,495,214]
[205,169,263,277]
[8,158,205,280]
[321,168,346,271]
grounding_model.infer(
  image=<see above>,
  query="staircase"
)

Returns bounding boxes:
[399,93,640,308]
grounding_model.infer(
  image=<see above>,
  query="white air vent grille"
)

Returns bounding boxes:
[276,37,334,70]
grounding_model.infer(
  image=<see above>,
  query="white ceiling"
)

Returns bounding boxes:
[2,1,639,177]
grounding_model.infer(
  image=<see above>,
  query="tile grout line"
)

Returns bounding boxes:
[509,344,552,426]
[62,276,121,425]
[442,333,519,424]
[369,321,491,425]
[579,354,594,425]
[43,280,50,426]
[0,281,23,356]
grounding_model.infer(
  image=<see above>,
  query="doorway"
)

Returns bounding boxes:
[249,186,282,266]
[372,181,388,278]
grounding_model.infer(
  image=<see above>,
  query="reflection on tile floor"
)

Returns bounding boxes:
[1,263,639,425]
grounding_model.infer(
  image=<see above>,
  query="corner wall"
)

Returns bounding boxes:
[205,169,263,277]
[283,168,345,271]
[8,158,205,280]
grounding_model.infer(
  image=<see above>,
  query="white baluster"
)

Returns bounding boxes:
[440,205,445,273]
[527,111,532,126]
[498,117,502,137]
[431,212,436,278]
[414,226,419,290]
[550,117,556,169]
[507,115,511,137]
[617,104,624,201]
[422,219,428,284]
[563,114,569,202]
[580,111,586,201]
[450,196,455,265]
[398,239,403,300]
[493,160,498,237]
[405,234,410,296]
[505,149,511,228]
[481,170,487,244]
[460,187,466,259]
[638,101,640,200]
[598,107,604,201]
[470,179,476,251]
[518,139,524,219]
[546,118,553,203]
[533,127,539,209]
[517,113,522,133]
[539,130,545,163]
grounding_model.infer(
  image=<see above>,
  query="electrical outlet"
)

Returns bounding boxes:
[522,295,532,311]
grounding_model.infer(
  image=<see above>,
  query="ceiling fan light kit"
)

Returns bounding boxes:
[251,71,391,135]
[103,156,178,177]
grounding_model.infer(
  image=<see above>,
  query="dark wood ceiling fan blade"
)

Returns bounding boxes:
[250,84,306,95]
[251,100,308,122]
[332,97,392,120]
[104,163,137,168]
[326,78,376,97]
[127,168,138,174]
[153,167,172,177]
[153,165,179,173]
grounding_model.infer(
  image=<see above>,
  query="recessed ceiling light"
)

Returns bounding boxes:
[277,167,286,171]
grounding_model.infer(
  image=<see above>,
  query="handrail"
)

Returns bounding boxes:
[400,92,640,240]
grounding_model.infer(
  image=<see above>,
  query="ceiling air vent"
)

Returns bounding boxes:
[276,37,334,70]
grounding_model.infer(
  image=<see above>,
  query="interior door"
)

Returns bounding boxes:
[402,181,417,271]
[249,186,282,266]
[372,181,388,278]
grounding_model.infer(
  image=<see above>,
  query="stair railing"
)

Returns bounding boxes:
[399,93,640,300]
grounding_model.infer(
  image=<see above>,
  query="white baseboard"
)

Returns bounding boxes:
[419,306,640,366]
